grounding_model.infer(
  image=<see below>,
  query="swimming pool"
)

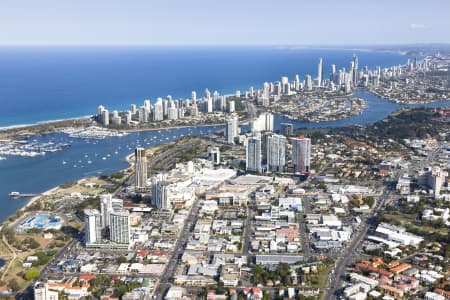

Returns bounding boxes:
[17,212,64,232]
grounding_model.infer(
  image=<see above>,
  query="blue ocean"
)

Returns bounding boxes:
[0,46,409,127]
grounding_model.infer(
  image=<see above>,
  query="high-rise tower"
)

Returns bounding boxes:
[317,58,323,87]
[292,136,311,174]
[135,148,148,192]
[246,133,262,173]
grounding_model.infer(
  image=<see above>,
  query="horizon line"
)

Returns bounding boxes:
[0,42,449,47]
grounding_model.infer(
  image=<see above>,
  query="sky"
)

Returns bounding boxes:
[0,0,449,46]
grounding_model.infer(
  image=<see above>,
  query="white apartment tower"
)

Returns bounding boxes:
[428,166,448,199]
[139,106,149,123]
[109,210,130,244]
[317,57,323,87]
[125,111,132,125]
[281,76,290,94]
[84,209,102,244]
[266,133,286,172]
[100,193,113,228]
[251,112,273,132]
[292,136,311,174]
[305,75,313,91]
[130,103,137,115]
[227,100,235,113]
[98,105,105,116]
[246,133,262,173]
[191,91,197,104]
[101,109,109,126]
[226,115,239,144]
[206,97,213,113]
[262,82,270,100]
[153,98,164,121]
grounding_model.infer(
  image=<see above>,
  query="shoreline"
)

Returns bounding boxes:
[0,154,135,231]
[0,116,93,132]
[2,86,447,140]
[0,115,229,139]
[0,132,203,231]
[0,117,93,139]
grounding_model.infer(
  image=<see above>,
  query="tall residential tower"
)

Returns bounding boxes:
[246,133,262,173]
[135,147,148,192]
[292,136,311,174]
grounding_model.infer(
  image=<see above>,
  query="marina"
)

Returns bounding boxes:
[0,139,70,160]
[0,123,225,223]
[61,126,128,139]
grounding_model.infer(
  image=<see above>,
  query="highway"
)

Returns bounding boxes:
[146,139,199,175]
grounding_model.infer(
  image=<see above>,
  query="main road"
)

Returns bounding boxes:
[153,196,201,300]
[323,188,390,300]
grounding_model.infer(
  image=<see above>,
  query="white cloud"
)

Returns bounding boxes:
[410,23,426,29]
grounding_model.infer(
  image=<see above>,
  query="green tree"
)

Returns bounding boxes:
[24,269,40,281]
[117,256,128,264]
[363,196,375,208]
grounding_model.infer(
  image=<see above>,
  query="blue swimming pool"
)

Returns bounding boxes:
[17,212,63,232]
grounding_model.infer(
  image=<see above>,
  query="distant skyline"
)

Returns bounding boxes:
[0,0,449,46]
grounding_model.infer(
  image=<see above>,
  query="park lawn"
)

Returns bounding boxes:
[1,231,71,291]
[15,233,54,251]
[3,259,31,291]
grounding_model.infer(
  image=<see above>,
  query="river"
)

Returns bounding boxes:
[0,90,449,223]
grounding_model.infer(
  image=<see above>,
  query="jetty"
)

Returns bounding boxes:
[8,192,40,198]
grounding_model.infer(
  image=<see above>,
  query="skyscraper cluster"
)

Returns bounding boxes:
[251,55,365,108]
[95,55,374,129]
[246,133,311,175]
[97,88,238,126]
[84,194,130,247]
[95,55,373,128]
